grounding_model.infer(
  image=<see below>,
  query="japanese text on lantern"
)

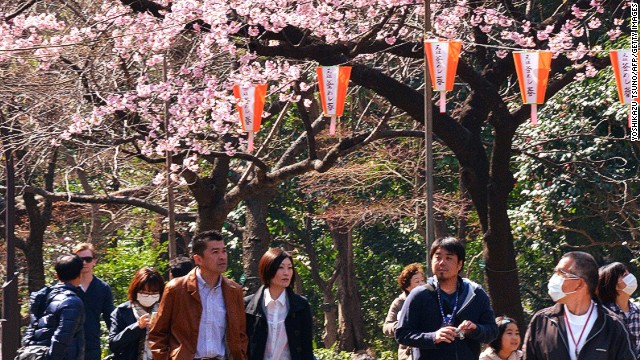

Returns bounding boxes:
[239,86,254,129]
[519,52,540,103]
[325,67,337,113]
[622,52,632,100]
[433,43,446,87]
[524,55,535,99]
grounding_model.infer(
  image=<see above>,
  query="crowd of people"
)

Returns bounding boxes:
[18,232,640,360]
[384,237,639,360]
[19,231,314,360]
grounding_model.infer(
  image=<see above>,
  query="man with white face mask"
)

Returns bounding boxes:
[523,252,635,360]
[597,262,640,358]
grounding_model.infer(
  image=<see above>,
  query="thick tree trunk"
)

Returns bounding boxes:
[482,126,525,329]
[196,202,228,232]
[242,189,275,294]
[20,151,56,293]
[189,158,231,232]
[321,287,338,348]
[457,179,473,241]
[454,121,526,329]
[330,224,367,352]
[24,231,46,293]
[19,193,51,292]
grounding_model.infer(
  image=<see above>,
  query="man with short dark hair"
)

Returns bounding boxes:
[149,230,247,360]
[169,256,194,279]
[23,254,86,360]
[73,242,114,360]
[524,251,635,360]
[396,237,498,360]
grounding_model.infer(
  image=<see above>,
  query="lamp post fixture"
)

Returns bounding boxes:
[2,112,20,360]
[423,0,435,275]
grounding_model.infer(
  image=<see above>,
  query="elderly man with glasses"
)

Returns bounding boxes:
[523,251,635,360]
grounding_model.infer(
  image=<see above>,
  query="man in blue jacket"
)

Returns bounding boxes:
[396,237,498,360]
[73,242,114,360]
[23,254,86,360]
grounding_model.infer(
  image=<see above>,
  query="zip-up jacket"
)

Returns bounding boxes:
[23,282,86,360]
[523,302,635,360]
[396,276,498,360]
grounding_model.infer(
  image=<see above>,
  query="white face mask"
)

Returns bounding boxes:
[622,274,638,296]
[548,273,579,302]
[137,293,160,308]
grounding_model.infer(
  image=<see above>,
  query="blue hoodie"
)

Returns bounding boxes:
[396,276,498,360]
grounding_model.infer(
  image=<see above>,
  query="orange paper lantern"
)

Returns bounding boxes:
[513,51,552,125]
[233,84,267,153]
[316,66,351,135]
[610,49,639,128]
[424,39,462,114]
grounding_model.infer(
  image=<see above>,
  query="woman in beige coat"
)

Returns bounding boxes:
[383,263,426,360]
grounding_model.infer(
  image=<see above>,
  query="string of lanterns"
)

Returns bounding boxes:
[233,40,637,152]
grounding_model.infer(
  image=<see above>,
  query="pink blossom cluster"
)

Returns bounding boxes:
[0,0,630,166]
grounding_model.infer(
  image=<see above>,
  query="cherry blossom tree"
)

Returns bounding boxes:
[1,0,633,330]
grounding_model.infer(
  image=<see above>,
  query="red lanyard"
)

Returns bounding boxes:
[564,302,595,358]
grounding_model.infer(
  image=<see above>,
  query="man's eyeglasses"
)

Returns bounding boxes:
[556,269,581,279]
[80,256,94,263]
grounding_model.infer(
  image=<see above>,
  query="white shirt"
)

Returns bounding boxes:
[195,269,226,358]
[263,288,290,360]
[564,302,598,360]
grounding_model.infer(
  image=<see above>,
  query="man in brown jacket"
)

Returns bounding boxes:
[149,230,247,360]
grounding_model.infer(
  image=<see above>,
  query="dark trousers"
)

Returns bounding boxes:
[85,347,101,360]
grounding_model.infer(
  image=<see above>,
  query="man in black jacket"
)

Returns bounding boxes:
[396,237,498,360]
[523,251,635,360]
[23,254,86,360]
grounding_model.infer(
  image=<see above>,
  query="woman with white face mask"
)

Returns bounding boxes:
[597,262,640,358]
[109,267,165,360]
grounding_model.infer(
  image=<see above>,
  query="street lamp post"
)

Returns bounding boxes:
[2,114,20,360]
[423,0,435,275]
[163,56,177,260]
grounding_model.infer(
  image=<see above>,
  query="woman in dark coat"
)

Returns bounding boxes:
[245,248,314,360]
[109,267,165,360]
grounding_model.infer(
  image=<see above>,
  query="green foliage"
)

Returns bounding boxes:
[509,36,639,315]
[314,348,395,360]
[94,228,169,304]
[314,348,355,360]
[356,224,426,352]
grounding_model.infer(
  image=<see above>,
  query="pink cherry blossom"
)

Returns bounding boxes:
[571,27,584,37]
[496,50,508,59]
[571,5,586,19]
[607,28,622,40]
[587,18,601,29]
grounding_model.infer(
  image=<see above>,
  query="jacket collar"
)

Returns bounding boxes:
[546,301,605,318]
[185,268,201,304]
[426,275,479,312]
[56,282,82,294]
[545,301,609,342]
[245,285,305,316]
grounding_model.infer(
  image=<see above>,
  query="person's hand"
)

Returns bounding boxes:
[435,326,458,344]
[138,313,151,328]
[457,320,477,335]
